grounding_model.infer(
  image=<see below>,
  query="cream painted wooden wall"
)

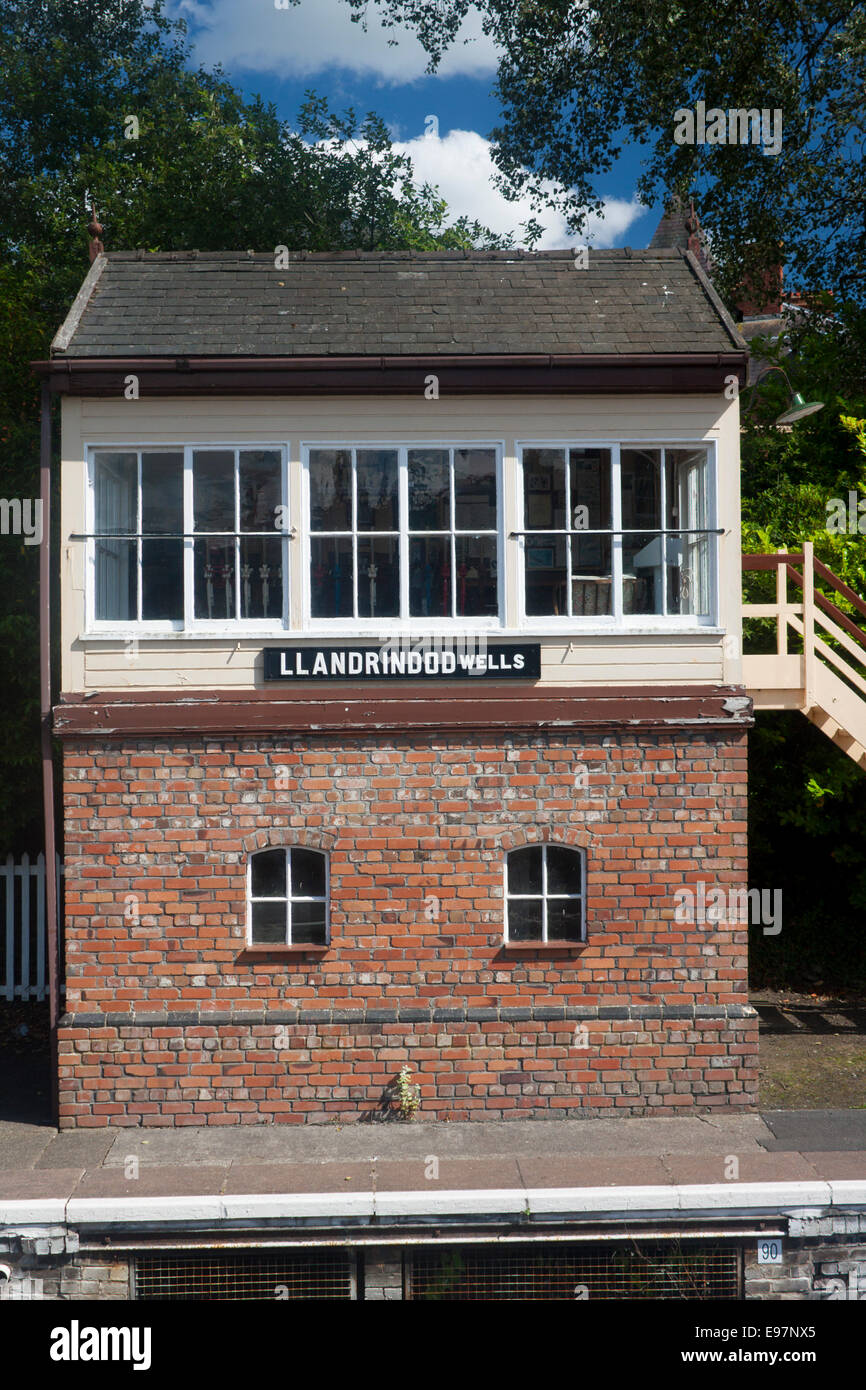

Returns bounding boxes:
[59,392,744,693]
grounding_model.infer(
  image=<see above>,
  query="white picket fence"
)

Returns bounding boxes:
[1,853,64,1002]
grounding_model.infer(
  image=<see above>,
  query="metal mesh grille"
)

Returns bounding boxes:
[135,1250,355,1301]
[409,1243,740,1301]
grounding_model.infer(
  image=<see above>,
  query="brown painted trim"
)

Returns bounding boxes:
[742,553,805,570]
[32,353,748,397]
[39,381,60,1127]
[54,685,753,737]
[237,947,329,959]
[500,942,585,953]
[813,589,866,652]
[814,555,866,623]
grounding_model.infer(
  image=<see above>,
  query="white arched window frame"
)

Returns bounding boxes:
[247,847,330,946]
[504,844,586,943]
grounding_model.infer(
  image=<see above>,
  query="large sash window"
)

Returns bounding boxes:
[89,446,286,628]
[305,444,501,625]
[520,443,716,623]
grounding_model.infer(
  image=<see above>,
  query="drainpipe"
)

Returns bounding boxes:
[39,379,60,1122]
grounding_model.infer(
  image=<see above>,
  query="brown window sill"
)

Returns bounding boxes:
[239,944,329,957]
[501,940,585,952]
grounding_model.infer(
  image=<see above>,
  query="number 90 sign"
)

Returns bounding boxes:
[757,1238,783,1264]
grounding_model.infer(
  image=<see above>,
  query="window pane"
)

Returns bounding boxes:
[141,452,183,535]
[409,536,450,617]
[546,847,582,895]
[194,451,235,532]
[142,539,183,621]
[310,537,353,618]
[508,899,543,942]
[570,448,610,530]
[548,898,583,941]
[356,450,399,531]
[291,849,326,898]
[240,536,283,619]
[291,901,327,945]
[525,535,567,617]
[454,448,497,530]
[357,536,399,619]
[508,847,542,895]
[570,536,612,615]
[674,533,710,618]
[408,448,450,530]
[621,448,661,530]
[455,536,497,616]
[95,539,136,620]
[666,448,708,530]
[240,450,281,532]
[251,900,287,945]
[94,452,137,534]
[523,448,566,531]
[310,449,351,531]
[251,849,286,898]
[667,449,711,618]
[194,538,236,619]
[623,532,664,615]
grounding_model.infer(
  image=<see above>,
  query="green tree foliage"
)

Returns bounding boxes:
[742,324,866,990]
[338,0,866,303]
[0,0,503,849]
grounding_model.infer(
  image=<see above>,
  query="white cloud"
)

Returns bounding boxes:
[171,0,498,82]
[394,129,644,249]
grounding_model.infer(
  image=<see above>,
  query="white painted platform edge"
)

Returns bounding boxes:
[2,1180,865,1229]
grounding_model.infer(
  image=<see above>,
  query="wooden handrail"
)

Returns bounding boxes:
[774,563,866,655]
[813,556,866,623]
[784,564,804,590]
[814,590,866,653]
[742,552,805,570]
[743,550,866,658]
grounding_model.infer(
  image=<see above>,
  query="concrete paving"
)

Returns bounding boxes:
[0,1112,863,1201]
[67,1113,779,1167]
[761,1109,866,1151]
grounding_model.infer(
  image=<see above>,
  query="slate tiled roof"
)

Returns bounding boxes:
[52,248,746,359]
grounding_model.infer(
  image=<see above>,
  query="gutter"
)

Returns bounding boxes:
[31,351,749,398]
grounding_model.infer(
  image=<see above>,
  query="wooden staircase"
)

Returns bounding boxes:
[743,542,866,768]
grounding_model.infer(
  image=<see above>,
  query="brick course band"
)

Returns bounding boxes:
[58,723,755,1126]
[61,1005,757,1027]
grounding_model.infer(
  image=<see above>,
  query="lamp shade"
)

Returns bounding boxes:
[775,391,825,425]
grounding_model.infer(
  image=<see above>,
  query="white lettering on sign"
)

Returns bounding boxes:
[272,646,536,679]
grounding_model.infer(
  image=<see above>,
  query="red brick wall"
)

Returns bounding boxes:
[57,729,757,1126]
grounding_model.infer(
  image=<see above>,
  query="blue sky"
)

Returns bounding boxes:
[167,0,663,250]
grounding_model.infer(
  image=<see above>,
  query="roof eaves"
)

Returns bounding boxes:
[50,253,107,356]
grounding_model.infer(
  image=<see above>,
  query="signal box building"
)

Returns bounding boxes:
[38,248,756,1128]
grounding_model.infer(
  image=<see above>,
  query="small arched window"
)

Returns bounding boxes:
[248,848,329,946]
[505,844,585,943]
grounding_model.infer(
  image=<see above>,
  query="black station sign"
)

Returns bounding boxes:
[263,643,541,681]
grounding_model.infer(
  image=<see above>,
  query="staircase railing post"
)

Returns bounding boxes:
[803,540,816,712]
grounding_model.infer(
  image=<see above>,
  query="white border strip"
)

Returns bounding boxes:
[3,1180,865,1230]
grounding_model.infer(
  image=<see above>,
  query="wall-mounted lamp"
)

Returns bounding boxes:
[753,364,824,425]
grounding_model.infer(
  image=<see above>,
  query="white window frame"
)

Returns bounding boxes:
[247,847,330,947]
[516,438,720,633]
[503,844,586,944]
[301,441,505,634]
[84,442,290,636]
